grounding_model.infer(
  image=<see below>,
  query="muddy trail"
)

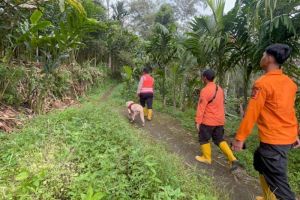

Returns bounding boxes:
[100,86,260,200]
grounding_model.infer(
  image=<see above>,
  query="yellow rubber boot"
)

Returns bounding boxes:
[143,108,148,117]
[257,175,277,200]
[195,143,212,164]
[219,141,237,162]
[219,141,239,171]
[147,109,153,121]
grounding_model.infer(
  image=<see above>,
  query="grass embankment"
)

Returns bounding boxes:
[0,84,219,200]
[131,83,299,195]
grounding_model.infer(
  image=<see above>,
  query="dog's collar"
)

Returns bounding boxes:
[128,103,135,110]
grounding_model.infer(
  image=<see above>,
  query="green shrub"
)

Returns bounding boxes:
[0,64,25,105]
[0,62,104,113]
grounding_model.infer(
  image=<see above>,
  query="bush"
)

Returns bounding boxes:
[0,62,104,113]
[0,64,25,105]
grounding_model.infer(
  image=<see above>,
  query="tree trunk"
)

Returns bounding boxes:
[243,66,252,109]
[36,47,39,63]
[224,73,230,99]
[173,79,176,108]
[108,52,112,70]
[180,74,187,111]
[239,102,245,118]
[106,0,110,18]
[162,77,166,106]
[217,57,225,87]
[163,66,167,106]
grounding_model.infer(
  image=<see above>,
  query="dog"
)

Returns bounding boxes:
[126,101,145,126]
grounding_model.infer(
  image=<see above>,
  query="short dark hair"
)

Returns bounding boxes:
[202,69,215,81]
[265,44,292,65]
[143,67,151,74]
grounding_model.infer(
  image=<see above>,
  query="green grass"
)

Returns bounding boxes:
[0,84,220,200]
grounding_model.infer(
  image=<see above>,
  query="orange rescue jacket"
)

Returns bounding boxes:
[137,74,154,94]
[236,69,298,145]
[195,82,225,126]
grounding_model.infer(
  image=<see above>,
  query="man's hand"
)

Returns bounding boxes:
[232,139,244,151]
[293,137,300,149]
[196,124,200,132]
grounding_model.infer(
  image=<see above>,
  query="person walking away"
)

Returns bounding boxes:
[232,44,300,200]
[195,69,239,171]
[137,67,154,121]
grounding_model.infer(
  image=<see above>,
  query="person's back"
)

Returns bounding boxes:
[237,70,298,145]
[256,72,298,144]
[140,73,154,94]
[137,67,154,121]
[198,82,225,126]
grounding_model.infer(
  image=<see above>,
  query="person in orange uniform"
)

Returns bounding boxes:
[137,67,154,121]
[232,44,300,200]
[195,69,239,171]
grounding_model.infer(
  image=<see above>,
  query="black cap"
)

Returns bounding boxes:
[265,44,292,65]
[202,69,215,81]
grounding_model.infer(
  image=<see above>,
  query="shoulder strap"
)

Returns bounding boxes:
[208,85,219,104]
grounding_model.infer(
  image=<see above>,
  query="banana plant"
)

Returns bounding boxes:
[16,9,53,61]
[121,65,137,99]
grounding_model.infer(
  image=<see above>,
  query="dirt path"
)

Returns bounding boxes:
[126,111,261,200]
[100,85,117,101]
[145,113,260,200]
[101,86,260,200]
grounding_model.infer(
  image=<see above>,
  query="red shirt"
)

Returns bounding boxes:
[195,82,225,126]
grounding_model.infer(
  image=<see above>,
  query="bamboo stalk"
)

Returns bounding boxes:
[0,117,18,120]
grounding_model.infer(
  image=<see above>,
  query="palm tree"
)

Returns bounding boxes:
[111,1,129,27]
[146,23,177,105]
[146,4,177,106]
[225,0,300,106]
[185,0,229,86]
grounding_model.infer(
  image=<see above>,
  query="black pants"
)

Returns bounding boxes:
[198,124,225,145]
[254,143,296,200]
[139,93,153,109]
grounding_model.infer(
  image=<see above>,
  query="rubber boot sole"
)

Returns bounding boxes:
[230,160,241,172]
[195,156,212,164]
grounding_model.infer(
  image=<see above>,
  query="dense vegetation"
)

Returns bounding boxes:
[1,0,300,198]
[1,0,300,111]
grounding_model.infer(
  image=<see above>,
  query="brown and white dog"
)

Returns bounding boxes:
[126,101,145,126]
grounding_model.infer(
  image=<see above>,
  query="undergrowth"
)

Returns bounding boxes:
[0,84,219,200]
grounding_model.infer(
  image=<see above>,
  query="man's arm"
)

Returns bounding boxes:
[137,76,144,95]
[294,126,300,148]
[233,82,267,150]
[195,89,209,130]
